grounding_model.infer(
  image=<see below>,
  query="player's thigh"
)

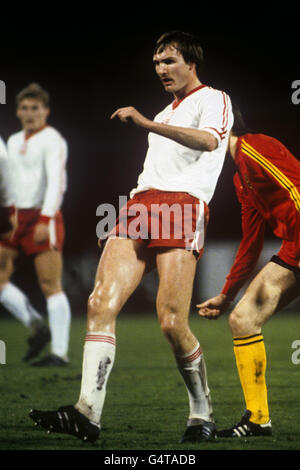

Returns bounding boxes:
[156,248,197,323]
[89,237,150,316]
[0,245,18,286]
[34,249,63,296]
[231,261,299,331]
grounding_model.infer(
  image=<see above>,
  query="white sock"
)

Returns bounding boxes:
[176,342,213,423]
[0,282,42,328]
[75,332,116,424]
[47,291,71,359]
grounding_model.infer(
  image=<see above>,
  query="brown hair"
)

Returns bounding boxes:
[16,83,50,107]
[154,30,204,77]
[231,102,251,136]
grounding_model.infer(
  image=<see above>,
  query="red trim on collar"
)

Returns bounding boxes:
[24,125,48,141]
[172,85,207,110]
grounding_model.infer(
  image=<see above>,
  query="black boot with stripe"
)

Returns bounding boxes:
[180,420,216,443]
[29,405,100,443]
[217,410,272,438]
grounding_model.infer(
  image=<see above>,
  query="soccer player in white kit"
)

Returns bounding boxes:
[0,83,71,366]
[0,136,16,239]
[30,31,233,442]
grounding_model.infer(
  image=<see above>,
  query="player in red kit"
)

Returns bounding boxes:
[198,106,300,437]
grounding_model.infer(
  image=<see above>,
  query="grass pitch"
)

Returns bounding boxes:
[1,311,300,452]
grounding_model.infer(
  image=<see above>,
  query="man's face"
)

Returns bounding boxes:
[16,98,49,133]
[153,44,195,96]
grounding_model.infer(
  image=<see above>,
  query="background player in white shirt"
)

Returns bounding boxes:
[30,31,233,443]
[0,136,16,239]
[0,83,71,366]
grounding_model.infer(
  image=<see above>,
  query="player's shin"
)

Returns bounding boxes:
[75,332,116,425]
[176,342,213,423]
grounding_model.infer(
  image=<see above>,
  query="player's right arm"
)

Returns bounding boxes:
[198,175,266,319]
[111,89,232,153]
[110,106,218,152]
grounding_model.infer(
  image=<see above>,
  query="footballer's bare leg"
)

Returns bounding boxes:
[30,238,151,440]
[223,261,300,433]
[156,247,197,354]
[0,245,17,288]
[87,237,149,333]
[34,250,71,363]
[75,238,149,423]
[229,261,299,337]
[34,250,63,297]
[156,247,215,441]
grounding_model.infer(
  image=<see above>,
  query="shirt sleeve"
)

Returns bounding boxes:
[221,175,265,300]
[41,134,67,219]
[198,90,233,146]
[0,137,15,207]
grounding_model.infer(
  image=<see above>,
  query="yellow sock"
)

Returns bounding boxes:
[233,334,269,424]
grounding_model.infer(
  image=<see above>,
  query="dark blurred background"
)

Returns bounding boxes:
[0,13,299,315]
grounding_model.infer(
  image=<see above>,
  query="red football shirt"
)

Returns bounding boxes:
[222,133,300,300]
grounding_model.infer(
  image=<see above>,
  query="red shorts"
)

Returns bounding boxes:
[109,189,209,257]
[0,209,65,256]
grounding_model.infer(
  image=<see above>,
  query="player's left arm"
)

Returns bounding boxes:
[198,185,266,319]
[34,136,67,244]
[110,107,218,152]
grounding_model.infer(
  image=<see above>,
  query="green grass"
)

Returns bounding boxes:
[1,311,300,451]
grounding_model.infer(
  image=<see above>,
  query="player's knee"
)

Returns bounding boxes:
[158,303,182,339]
[228,307,246,333]
[39,277,62,297]
[160,317,179,343]
[87,284,117,322]
[228,303,263,336]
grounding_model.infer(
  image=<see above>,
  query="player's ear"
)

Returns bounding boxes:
[188,62,196,73]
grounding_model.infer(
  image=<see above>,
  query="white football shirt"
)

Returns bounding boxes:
[0,136,15,207]
[7,126,68,217]
[130,85,233,203]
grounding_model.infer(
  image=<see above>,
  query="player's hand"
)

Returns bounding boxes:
[33,223,49,244]
[197,294,231,320]
[110,107,150,128]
